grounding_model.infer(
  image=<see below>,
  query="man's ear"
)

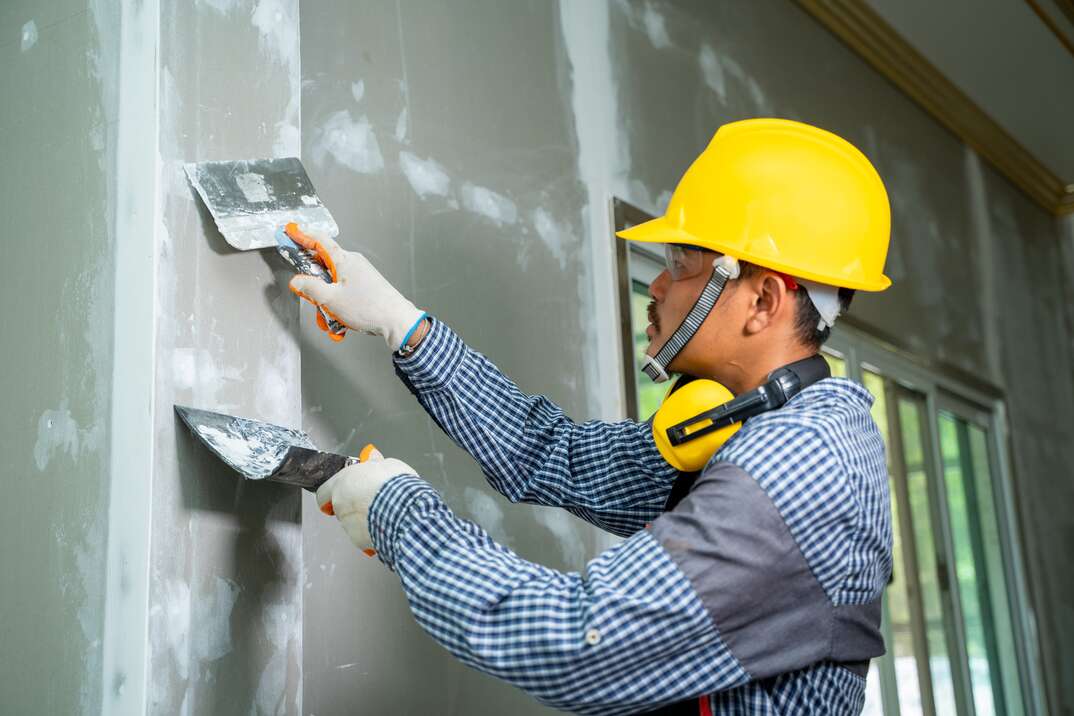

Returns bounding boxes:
[744,273,787,336]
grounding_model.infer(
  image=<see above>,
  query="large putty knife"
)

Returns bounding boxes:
[183,157,347,340]
[175,405,371,491]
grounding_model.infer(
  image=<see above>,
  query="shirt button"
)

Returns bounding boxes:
[585,628,601,646]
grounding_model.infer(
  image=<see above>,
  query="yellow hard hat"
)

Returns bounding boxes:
[617,118,892,292]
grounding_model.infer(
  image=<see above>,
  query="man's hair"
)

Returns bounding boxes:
[737,262,855,350]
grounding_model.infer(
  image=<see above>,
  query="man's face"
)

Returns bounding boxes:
[645,246,728,373]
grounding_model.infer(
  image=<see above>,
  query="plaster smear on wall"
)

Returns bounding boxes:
[533,506,587,568]
[172,347,246,408]
[310,110,384,174]
[399,151,452,199]
[191,577,241,662]
[460,182,518,226]
[21,20,38,52]
[699,45,726,102]
[251,0,301,157]
[698,44,772,115]
[531,207,572,270]
[615,0,672,49]
[463,487,508,545]
[395,107,409,143]
[350,80,365,103]
[34,401,102,471]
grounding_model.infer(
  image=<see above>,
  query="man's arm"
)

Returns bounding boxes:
[393,318,679,537]
[368,474,749,715]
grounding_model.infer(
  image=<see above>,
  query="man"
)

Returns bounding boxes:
[290,118,893,714]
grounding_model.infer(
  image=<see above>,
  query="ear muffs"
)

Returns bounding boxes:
[652,379,742,472]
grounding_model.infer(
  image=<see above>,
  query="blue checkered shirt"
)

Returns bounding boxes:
[367,318,891,714]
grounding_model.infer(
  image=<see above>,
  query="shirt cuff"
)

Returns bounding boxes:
[368,474,443,570]
[392,317,467,393]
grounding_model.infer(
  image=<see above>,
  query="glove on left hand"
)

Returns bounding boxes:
[316,450,418,555]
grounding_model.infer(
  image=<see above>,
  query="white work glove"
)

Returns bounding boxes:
[286,224,426,351]
[315,447,417,556]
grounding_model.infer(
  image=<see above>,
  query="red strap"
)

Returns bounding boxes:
[774,271,799,290]
[698,695,713,716]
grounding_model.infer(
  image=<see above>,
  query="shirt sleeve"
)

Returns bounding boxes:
[368,474,750,715]
[392,318,678,536]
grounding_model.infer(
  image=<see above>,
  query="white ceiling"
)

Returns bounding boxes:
[864,0,1074,186]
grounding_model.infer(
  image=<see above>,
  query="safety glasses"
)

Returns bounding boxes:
[664,244,714,281]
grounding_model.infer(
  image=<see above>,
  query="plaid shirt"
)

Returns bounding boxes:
[368,319,891,715]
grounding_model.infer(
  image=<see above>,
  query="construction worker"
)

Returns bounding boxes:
[290,118,893,715]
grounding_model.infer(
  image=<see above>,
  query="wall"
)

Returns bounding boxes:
[298,1,608,713]
[145,0,305,713]
[3,1,1070,714]
[2,0,315,714]
[0,2,117,713]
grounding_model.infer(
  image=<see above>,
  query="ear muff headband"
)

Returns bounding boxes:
[652,354,831,471]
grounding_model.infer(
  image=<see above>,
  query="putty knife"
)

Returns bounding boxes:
[175,405,362,491]
[183,157,347,339]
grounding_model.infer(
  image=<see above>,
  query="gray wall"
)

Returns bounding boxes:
[147,1,305,713]
[0,2,116,713]
[298,2,604,714]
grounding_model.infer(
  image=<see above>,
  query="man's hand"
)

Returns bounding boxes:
[316,449,418,555]
[286,224,426,351]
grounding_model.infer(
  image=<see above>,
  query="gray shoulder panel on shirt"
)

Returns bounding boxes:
[649,461,883,680]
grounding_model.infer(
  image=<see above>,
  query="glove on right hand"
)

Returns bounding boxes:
[287,225,425,351]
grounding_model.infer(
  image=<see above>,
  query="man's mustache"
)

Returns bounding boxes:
[647,301,659,331]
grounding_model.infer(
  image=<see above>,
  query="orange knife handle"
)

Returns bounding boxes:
[319,444,381,521]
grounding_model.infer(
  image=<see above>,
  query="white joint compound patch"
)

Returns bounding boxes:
[531,207,571,270]
[460,182,517,225]
[463,487,507,544]
[351,80,365,103]
[310,110,384,174]
[699,44,726,101]
[20,20,38,52]
[236,172,271,203]
[191,577,240,662]
[533,507,586,568]
[642,2,671,48]
[398,151,451,199]
[394,106,409,143]
[34,401,88,470]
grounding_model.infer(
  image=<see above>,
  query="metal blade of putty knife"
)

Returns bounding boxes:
[183,157,339,251]
[175,405,357,491]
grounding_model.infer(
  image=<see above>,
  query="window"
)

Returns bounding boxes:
[823,334,1042,716]
[612,198,1044,716]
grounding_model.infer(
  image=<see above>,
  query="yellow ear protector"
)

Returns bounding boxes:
[652,355,831,471]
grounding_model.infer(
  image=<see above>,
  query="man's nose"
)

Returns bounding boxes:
[649,270,671,301]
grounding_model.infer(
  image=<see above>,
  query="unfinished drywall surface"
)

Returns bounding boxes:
[144,1,304,713]
[298,1,609,713]
[0,2,118,713]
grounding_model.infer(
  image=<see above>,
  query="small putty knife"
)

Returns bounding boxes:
[183,157,346,340]
[175,405,372,491]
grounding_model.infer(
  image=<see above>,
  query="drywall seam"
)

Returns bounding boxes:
[559,0,628,421]
[99,0,162,713]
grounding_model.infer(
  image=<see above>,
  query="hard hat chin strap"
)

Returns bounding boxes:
[643,255,741,383]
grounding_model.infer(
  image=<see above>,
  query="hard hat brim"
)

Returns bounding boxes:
[616,216,892,292]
